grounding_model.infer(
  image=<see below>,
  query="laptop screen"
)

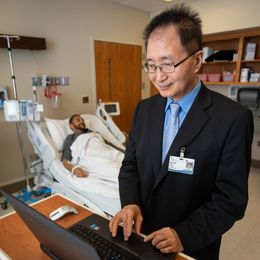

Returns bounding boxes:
[0,189,100,260]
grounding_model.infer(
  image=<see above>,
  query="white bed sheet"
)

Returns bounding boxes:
[49,159,121,216]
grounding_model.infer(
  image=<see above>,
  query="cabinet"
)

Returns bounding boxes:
[0,34,46,50]
[201,27,260,86]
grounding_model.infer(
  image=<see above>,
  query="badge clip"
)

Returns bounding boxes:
[180,147,185,160]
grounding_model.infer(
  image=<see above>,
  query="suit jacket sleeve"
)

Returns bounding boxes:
[175,108,254,252]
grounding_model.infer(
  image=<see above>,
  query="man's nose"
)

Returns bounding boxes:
[154,68,167,82]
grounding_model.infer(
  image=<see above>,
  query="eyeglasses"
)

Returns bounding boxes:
[142,50,198,73]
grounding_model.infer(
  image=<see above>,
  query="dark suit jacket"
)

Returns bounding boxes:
[119,84,254,260]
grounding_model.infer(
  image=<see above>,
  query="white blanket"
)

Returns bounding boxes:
[70,132,124,190]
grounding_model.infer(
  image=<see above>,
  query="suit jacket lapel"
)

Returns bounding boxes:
[153,84,212,190]
[148,95,166,176]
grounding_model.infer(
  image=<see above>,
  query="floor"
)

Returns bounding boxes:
[220,167,260,259]
[0,168,260,259]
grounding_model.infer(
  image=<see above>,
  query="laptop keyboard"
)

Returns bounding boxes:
[69,224,140,260]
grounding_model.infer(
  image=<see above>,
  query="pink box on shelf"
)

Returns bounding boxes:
[222,72,235,82]
[198,74,208,82]
[208,73,221,82]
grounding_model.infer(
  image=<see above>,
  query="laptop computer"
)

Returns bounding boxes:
[1,189,175,260]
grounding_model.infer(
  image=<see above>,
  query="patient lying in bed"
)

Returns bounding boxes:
[61,114,124,181]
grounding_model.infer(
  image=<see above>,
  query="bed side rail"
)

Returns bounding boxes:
[27,121,56,169]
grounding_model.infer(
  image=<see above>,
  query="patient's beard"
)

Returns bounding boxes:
[78,123,86,131]
[72,122,86,133]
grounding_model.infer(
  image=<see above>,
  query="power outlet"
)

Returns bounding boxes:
[82,96,89,103]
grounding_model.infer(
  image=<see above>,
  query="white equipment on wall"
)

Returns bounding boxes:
[99,101,120,116]
[4,100,20,121]
[4,100,43,122]
[96,101,126,144]
[32,74,70,109]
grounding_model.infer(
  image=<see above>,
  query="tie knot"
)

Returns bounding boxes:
[170,102,180,115]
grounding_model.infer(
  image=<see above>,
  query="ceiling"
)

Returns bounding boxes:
[104,0,197,13]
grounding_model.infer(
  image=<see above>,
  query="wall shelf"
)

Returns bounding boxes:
[241,59,260,63]
[0,34,46,50]
[203,61,236,65]
[205,81,260,86]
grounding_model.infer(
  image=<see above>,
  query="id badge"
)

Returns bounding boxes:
[168,156,195,175]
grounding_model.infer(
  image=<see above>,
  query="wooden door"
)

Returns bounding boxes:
[95,41,142,133]
[150,82,159,96]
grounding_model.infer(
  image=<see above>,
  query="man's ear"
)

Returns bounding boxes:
[69,123,75,131]
[194,50,203,74]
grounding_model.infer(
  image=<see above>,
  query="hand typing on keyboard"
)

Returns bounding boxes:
[144,227,184,254]
[109,204,143,241]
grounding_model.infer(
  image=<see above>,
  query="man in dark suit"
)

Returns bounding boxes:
[109,5,254,260]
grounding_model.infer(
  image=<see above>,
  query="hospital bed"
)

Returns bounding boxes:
[27,108,126,218]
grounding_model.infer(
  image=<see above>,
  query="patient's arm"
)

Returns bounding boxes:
[63,159,89,178]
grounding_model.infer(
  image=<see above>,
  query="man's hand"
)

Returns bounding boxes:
[73,167,89,178]
[144,227,183,254]
[109,204,143,241]
[62,160,89,178]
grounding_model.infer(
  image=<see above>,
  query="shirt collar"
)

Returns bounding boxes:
[165,80,201,113]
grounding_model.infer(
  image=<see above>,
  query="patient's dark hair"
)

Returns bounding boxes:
[143,4,203,53]
[69,114,80,124]
[0,91,5,99]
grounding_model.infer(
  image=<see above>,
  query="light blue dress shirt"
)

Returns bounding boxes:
[162,81,201,158]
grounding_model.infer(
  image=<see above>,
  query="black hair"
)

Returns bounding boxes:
[0,91,5,99]
[69,114,80,124]
[143,4,203,53]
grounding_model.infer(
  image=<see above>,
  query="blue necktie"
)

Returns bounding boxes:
[162,102,180,162]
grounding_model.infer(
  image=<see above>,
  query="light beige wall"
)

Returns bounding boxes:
[152,0,260,34]
[189,0,260,34]
[0,0,149,186]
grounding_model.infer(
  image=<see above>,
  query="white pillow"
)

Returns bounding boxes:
[44,117,72,151]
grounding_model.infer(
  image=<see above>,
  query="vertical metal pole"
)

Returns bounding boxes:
[3,35,31,191]
[5,36,19,100]
[16,121,30,191]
